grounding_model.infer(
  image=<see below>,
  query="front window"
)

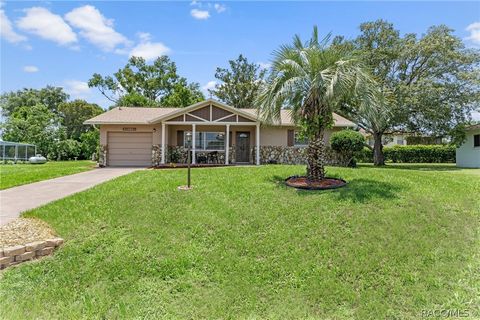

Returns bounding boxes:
[474,134,480,148]
[184,132,203,149]
[184,131,225,150]
[205,132,225,150]
[397,138,404,145]
[294,131,309,146]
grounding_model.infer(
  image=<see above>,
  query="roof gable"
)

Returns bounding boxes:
[149,99,258,123]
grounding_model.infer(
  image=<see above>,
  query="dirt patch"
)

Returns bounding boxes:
[0,218,57,248]
[285,176,347,190]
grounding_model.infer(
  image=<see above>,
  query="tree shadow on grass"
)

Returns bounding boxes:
[269,174,402,203]
[330,178,401,203]
[357,163,463,172]
[268,175,291,190]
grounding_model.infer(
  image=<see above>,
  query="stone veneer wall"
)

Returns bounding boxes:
[99,145,107,167]
[165,146,236,164]
[167,146,188,163]
[228,147,235,164]
[259,146,338,165]
[152,145,161,166]
[0,238,64,270]
[158,145,340,165]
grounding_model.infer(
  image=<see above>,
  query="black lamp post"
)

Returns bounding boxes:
[186,132,192,188]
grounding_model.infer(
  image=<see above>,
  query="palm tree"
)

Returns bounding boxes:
[351,88,394,166]
[256,27,375,181]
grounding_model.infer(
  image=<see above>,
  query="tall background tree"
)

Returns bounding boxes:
[0,86,68,117]
[88,56,204,107]
[257,28,375,181]
[58,100,103,140]
[1,87,105,160]
[2,104,59,156]
[210,54,266,108]
[338,20,480,165]
[160,80,205,107]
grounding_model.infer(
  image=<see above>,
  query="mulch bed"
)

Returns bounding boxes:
[285,176,347,190]
[0,218,57,248]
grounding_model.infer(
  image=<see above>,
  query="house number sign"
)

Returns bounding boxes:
[122,127,137,132]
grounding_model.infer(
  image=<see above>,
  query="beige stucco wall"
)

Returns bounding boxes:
[456,129,480,168]
[100,124,347,148]
[99,124,161,145]
[260,126,290,146]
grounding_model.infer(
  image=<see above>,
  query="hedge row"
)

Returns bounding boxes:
[357,145,456,163]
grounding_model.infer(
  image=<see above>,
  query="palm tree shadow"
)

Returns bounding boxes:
[357,164,462,172]
[289,178,402,203]
[269,175,290,189]
[332,178,401,203]
[269,175,401,203]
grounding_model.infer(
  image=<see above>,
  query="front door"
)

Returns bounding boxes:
[235,132,250,163]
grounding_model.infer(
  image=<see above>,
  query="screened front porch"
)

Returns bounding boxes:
[154,100,261,165]
[161,124,260,165]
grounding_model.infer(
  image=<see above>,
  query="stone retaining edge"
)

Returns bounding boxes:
[0,238,64,270]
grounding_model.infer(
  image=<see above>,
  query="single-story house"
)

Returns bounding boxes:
[365,131,444,147]
[365,131,409,147]
[456,124,480,168]
[84,99,356,167]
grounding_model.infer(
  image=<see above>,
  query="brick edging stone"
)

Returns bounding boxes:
[0,238,64,270]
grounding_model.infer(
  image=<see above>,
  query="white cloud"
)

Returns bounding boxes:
[202,81,217,92]
[23,65,39,73]
[258,62,271,70]
[472,110,480,121]
[64,80,91,98]
[214,3,226,13]
[0,9,27,43]
[190,0,199,6]
[17,7,77,46]
[137,32,151,42]
[466,22,480,46]
[129,33,171,61]
[65,5,130,52]
[191,9,210,20]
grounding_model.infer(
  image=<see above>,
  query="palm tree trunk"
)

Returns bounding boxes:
[373,132,385,166]
[306,131,326,180]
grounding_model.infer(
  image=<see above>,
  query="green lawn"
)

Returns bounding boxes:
[0,161,96,190]
[0,165,479,319]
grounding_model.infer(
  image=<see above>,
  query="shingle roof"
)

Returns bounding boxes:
[466,123,480,131]
[84,100,356,128]
[84,107,178,124]
[241,109,355,127]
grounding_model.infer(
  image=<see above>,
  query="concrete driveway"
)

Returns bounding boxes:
[0,168,140,226]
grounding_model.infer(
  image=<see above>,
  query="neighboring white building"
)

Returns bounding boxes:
[456,124,480,168]
[365,132,408,147]
[365,131,445,147]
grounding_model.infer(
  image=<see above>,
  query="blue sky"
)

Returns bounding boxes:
[1,1,479,118]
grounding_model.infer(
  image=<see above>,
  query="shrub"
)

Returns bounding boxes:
[357,145,456,163]
[384,145,455,163]
[330,130,365,167]
[357,147,374,163]
[50,139,82,160]
[80,130,99,160]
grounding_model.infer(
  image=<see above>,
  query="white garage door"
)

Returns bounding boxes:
[108,132,152,167]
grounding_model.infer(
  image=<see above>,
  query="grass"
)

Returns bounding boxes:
[0,164,479,319]
[0,161,96,190]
